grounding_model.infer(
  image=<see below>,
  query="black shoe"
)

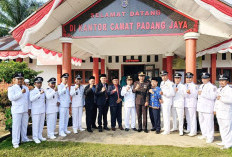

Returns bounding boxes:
[156,130,160,134]
[92,125,98,129]
[104,127,110,131]
[98,126,103,132]
[87,129,93,133]
[119,126,124,130]
[132,128,138,131]
[138,128,142,132]
[125,128,130,131]
[144,129,149,133]
[151,128,156,131]
[112,127,116,131]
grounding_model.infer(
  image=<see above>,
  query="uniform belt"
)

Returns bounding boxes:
[136,91,146,95]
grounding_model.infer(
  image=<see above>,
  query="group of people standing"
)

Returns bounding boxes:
[8,70,232,150]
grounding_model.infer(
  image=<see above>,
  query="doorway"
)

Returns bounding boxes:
[123,64,145,81]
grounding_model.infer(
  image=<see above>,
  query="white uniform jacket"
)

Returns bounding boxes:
[70,85,85,107]
[160,79,175,105]
[173,83,186,108]
[184,82,198,108]
[45,87,59,114]
[8,84,30,114]
[30,87,46,115]
[121,85,135,108]
[58,83,71,108]
[215,85,232,119]
[197,82,217,114]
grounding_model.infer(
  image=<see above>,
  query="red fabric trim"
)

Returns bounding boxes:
[12,0,64,43]
[197,38,232,53]
[201,0,232,17]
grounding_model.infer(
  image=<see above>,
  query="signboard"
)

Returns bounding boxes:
[63,0,198,38]
[126,59,140,62]
[173,56,202,69]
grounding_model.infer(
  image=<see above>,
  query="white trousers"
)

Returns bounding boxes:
[72,107,83,131]
[12,112,29,146]
[171,106,177,130]
[198,112,214,141]
[217,118,232,148]
[32,113,45,140]
[124,107,136,129]
[59,107,69,134]
[185,107,197,134]
[162,104,172,134]
[46,112,57,137]
[172,107,184,133]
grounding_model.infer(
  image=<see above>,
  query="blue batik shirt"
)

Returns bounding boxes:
[149,86,162,109]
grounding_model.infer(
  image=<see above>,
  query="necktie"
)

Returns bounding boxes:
[20,85,23,89]
[115,85,120,99]
[202,85,205,90]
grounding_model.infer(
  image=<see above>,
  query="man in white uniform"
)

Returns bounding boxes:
[172,73,186,136]
[45,77,59,139]
[121,75,137,131]
[58,73,71,137]
[70,75,85,134]
[215,74,232,149]
[160,70,175,135]
[184,72,198,137]
[8,72,32,148]
[197,72,217,143]
[30,77,46,144]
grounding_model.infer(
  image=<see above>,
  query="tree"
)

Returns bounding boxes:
[0,0,44,37]
[0,61,42,84]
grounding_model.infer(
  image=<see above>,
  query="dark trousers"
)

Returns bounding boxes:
[149,107,155,128]
[136,104,147,130]
[150,108,161,131]
[92,105,97,127]
[85,104,97,130]
[98,105,109,128]
[110,106,122,128]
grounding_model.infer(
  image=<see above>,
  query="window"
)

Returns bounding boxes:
[82,60,86,63]
[222,53,226,60]
[202,55,205,61]
[29,58,33,63]
[231,54,232,60]
[71,70,83,84]
[108,56,112,63]
[85,70,93,83]
[216,68,221,80]
[90,57,93,62]
[197,68,208,84]
[223,69,231,82]
[115,56,119,63]
[123,56,127,62]
[108,70,119,84]
[138,55,142,62]
[155,55,159,62]
[147,55,150,62]
[13,59,16,62]
[131,56,134,60]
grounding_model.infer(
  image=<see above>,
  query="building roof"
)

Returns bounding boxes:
[0,36,82,66]
[9,0,232,58]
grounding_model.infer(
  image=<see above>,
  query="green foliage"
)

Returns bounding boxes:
[4,107,12,131]
[0,61,42,84]
[0,0,44,36]
[0,90,11,109]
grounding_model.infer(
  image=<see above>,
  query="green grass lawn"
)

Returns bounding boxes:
[0,138,232,157]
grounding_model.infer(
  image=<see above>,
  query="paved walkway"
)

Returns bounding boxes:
[40,106,221,148]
